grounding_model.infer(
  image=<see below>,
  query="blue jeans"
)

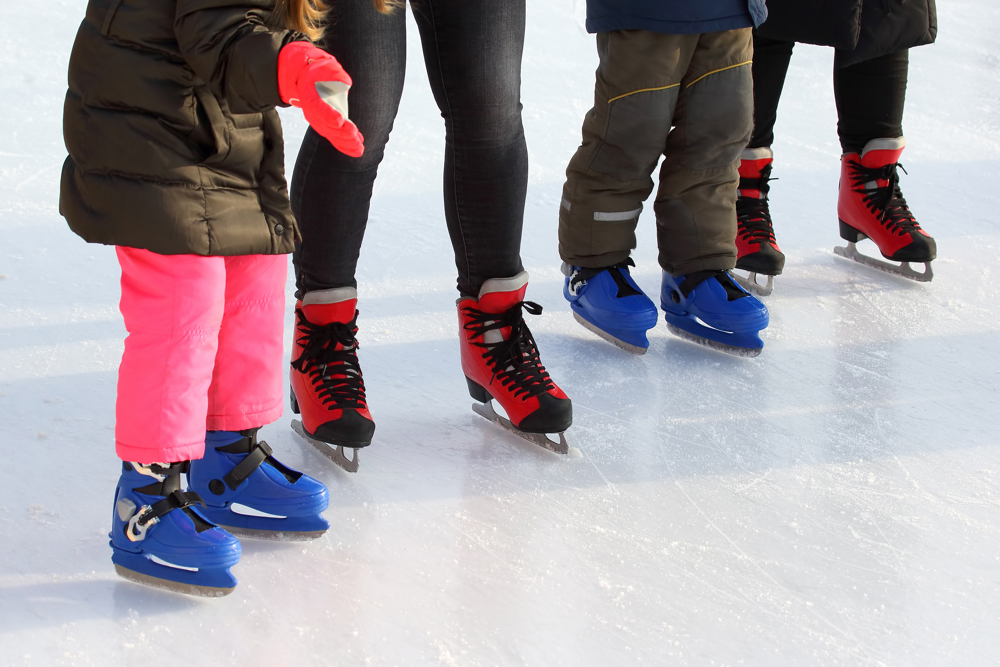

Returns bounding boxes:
[291,0,528,297]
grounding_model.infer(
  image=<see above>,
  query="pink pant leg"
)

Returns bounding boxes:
[115,247,225,463]
[206,254,287,432]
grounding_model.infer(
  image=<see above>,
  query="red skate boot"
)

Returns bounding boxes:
[289,287,374,472]
[734,147,785,296]
[458,272,573,454]
[834,137,935,282]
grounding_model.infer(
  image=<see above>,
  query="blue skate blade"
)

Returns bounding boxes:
[111,546,237,597]
[662,311,763,358]
[571,306,650,354]
[198,505,330,541]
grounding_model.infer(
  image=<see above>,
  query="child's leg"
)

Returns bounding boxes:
[206,254,287,431]
[559,30,699,269]
[654,28,754,275]
[115,247,226,463]
[190,254,329,540]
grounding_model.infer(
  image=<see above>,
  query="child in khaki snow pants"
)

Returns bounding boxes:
[560,12,771,358]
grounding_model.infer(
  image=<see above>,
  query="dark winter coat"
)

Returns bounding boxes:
[586,0,768,35]
[755,0,937,67]
[60,0,305,256]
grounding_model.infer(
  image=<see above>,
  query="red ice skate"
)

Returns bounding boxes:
[289,287,374,472]
[834,137,936,282]
[458,272,573,454]
[734,147,785,296]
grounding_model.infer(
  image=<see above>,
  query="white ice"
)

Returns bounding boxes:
[2,1,1000,665]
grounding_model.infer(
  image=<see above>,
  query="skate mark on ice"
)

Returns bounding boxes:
[668,468,890,661]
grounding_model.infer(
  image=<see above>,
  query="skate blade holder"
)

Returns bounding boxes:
[732,271,774,297]
[572,311,648,355]
[663,315,764,359]
[291,419,360,473]
[471,400,572,456]
[834,240,933,283]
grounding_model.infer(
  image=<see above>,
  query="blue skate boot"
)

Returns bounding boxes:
[111,461,241,597]
[562,260,658,354]
[187,429,330,541]
[660,270,769,357]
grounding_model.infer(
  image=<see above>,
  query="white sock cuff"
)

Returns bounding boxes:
[479,271,529,298]
[303,286,358,306]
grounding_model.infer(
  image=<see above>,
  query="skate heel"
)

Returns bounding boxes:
[290,388,300,415]
[466,377,492,403]
[838,219,866,243]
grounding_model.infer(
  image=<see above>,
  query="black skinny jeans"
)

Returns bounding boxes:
[749,35,909,154]
[291,0,528,298]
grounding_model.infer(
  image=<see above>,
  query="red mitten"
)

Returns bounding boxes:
[278,41,365,158]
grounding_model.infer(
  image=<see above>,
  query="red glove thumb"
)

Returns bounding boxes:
[278,42,365,158]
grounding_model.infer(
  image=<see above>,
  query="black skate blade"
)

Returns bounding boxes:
[217,525,328,542]
[834,242,934,283]
[732,271,774,297]
[291,419,360,473]
[572,311,647,355]
[471,401,570,455]
[665,323,762,358]
[114,564,235,598]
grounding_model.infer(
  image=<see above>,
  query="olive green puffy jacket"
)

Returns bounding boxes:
[60,0,305,255]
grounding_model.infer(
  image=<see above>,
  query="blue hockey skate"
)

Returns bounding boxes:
[660,270,768,357]
[187,429,330,541]
[111,461,241,597]
[562,260,658,354]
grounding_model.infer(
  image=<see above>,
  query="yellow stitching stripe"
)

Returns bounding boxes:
[608,83,680,104]
[685,60,752,88]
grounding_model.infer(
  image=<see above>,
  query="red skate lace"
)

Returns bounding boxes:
[736,164,777,244]
[848,160,922,234]
[291,308,367,409]
[462,301,556,400]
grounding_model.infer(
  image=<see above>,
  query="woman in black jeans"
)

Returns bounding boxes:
[287,0,573,471]
[732,0,940,294]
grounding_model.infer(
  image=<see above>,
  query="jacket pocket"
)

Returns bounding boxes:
[100,0,125,36]
[191,85,230,165]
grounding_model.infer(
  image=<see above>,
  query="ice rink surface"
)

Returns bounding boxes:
[2,1,1000,665]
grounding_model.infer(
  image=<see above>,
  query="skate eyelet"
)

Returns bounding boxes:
[670,290,681,304]
[209,479,226,495]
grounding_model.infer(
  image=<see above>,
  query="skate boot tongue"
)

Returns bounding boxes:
[477,272,529,313]
[302,287,359,325]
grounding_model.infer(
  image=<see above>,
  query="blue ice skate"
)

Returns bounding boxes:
[660,270,769,357]
[111,461,241,597]
[562,260,658,354]
[187,429,330,541]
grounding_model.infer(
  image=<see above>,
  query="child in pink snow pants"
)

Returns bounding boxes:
[59,0,373,596]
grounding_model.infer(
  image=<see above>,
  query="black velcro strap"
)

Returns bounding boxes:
[143,490,206,525]
[678,270,719,297]
[609,268,643,298]
[223,440,272,490]
[678,270,748,302]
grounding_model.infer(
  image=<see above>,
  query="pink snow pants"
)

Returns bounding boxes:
[115,247,287,463]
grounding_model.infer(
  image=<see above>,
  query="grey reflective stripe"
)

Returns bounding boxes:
[560,197,572,211]
[593,208,641,222]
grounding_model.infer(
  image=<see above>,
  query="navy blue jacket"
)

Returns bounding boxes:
[586,0,768,35]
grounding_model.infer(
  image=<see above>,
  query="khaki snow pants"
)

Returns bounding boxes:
[559,28,754,275]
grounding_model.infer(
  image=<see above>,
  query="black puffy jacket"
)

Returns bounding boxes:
[60,0,305,256]
[755,0,937,67]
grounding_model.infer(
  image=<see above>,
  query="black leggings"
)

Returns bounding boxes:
[291,0,528,298]
[749,35,909,154]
